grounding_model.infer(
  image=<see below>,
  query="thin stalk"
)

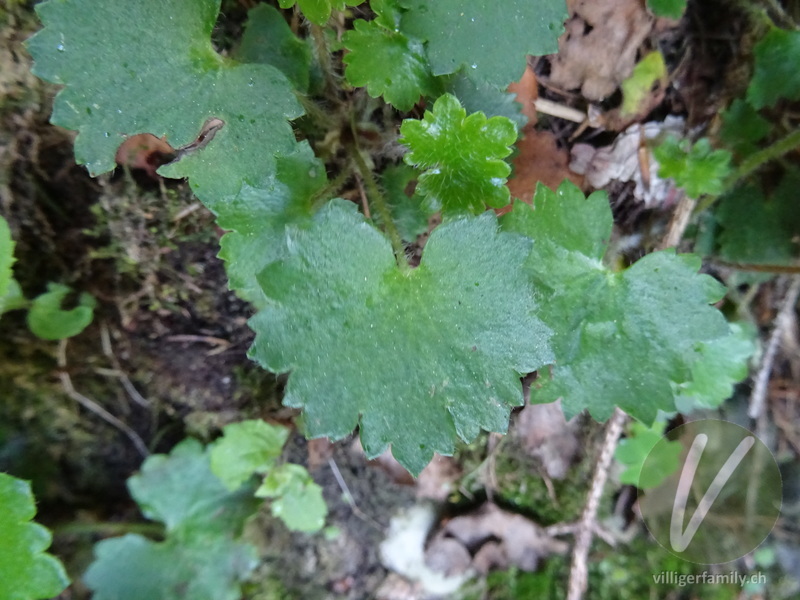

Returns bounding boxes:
[349,138,409,271]
[54,521,165,538]
[309,23,337,95]
[310,167,351,210]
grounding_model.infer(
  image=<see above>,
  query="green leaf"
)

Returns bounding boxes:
[0,215,14,300]
[0,473,70,600]
[127,439,260,534]
[210,420,290,491]
[715,171,800,265]
[249,200,553,475]
[379,164,432,241]
[620,51,666,116]
[216,143,323,307]
[719,99,771,156]
[646,0,686,19]
[343,19,438,111]
[0,279,26,316]
[85,533,257,600]
[674,322,756,413]
[501,182,729,424]
[444,73,527,129]
[400,94,518,215]
[27,283,96,340]
[278,0,365,26]
[28,0,303,203]
[256,464,327,532]
[747,27,800,109]
[654,135,732,198]
[399,0,567,87]
[616,421,681,490]
[234,4,312,93]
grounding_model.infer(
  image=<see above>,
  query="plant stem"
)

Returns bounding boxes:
[309,23,337,95]
[734,127,800,182]
[311,167,351,210]
[54,521,165,538]
[349,139,410,271]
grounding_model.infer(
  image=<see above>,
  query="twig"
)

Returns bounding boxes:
[658,191,693,250]
[327,457,382,530]
[748,276,800,419]
[100,322,150,408]
[58,340,149,457]
[533,98,586,123]
[566,407,627,600]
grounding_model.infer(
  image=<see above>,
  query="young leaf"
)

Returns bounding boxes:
[249,200,553,476]
[278,0,364,26]
[616,421,682,490]
[234,4,312,93]
[646,0,687,19]
[216,143,324,307]
[400,94,518,215]
[399,0,567,87]
[27,283,96,340]
[747,27,800,109]
[28,0,303,203]
[210,420,290,491]
[0,215,14,300]
[620,51,666,117]
[256,463,327,532]
[674,322,756,413]
[654,135,732,198]
[719,99,771,156]
[0,279,26,316]
[501,182,729,424]
[0,473,70,600]
[85,533,257,600]
[343,19,438,111]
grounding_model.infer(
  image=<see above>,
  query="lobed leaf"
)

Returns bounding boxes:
[249,200,553,475]
[256,463,327,532]
[379,164,432,241]
[747,27,800,109]
[719,99,771,156]
[502,182,730,424]
[278,0,365,26]
[399,0,567,87]
[343,19,438,111]
[210,420,290,491]
[654,135,732,198]
[400,94,518,215]
[27,283,96,340]
[28,0,303,204]
[0,473,70,600]
[616,421,682,490]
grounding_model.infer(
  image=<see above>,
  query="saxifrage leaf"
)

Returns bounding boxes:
[343,19,438,111]
[27,283,96,340]
[399,0,567,87]
[501,182,730,424]
[278,0,364,26]
[400,94,518,215]
[210,420,290,491]
[720,99,771,156]
[216,142,324,307]
[0,473,70,600]
[379,164,432,241]
[28,0,302,203]
[84,533,257,600]
[654,135,732,198]
[249,200,553,475]
[747,27,800,109]
[616,421,681,490]
[256,464,327,532]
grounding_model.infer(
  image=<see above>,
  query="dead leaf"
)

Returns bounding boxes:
[115,133,174,178]
[515,400,581,480]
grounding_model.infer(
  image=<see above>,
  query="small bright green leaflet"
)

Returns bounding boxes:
[501,181,730,424]
[654,135,732,198]
[0,279,26,316]
[620,51,666,117]
[0,473,69,600]
[249,200,553,475]
[674,322,756,414]
[400,94,518,215]
[615,421,681,490]
[84,439,260,600]
[0,215,14,300]
[715,171,800,265]
[217,143,323,307]
[747,27,800,109]
[399,0,567,87]
[256,463,327,532]
[646,0,686,19]
[379,164,432,241]
[234,4,312,93]
[28,0,302,204]
[720,99,771,156]
[210,420,290,491]
[27,283,96,340]
[278,0,364,25]
[343,19,438,111]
